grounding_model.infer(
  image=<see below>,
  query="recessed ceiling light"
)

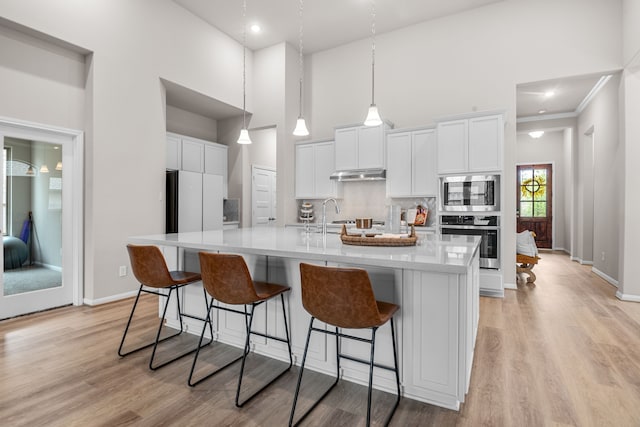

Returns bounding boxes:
[538,109,546,114]
[250,24,261,33]
[544,90,555,98]
[529,131,544,139]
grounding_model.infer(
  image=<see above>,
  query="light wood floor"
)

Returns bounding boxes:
[2,252,640,426]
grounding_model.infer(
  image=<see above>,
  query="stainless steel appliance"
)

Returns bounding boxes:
[440,215,500,269]
[440,175,500,212]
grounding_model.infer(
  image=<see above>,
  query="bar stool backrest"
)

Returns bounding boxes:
[199,253,259,305]
[127,244,175,288]
[299,263,384,329]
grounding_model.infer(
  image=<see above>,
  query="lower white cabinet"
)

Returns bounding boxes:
[386,128,437,197]
[295,140,340,199]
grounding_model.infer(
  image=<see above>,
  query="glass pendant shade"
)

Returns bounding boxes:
[40,165,50,173]
[237,128,252,144]
[364,104,382,127]
[56,161,62,170]
[26,165,35,176]
[293,117,309,136]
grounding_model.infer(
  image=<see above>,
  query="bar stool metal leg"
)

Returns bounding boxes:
[289,319,341,427]
[118,285,183,358]
[235,296,294,407]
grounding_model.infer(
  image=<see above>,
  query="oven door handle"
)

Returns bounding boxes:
[440,225,499,231]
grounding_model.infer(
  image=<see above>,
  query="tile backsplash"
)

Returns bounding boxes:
[297,181,436,227]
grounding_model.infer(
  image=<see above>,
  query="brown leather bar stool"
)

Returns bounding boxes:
[189,252,293,407]
[289,263,401,427]
[118,244,213,370]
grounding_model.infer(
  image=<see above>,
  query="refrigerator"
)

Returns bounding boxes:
[166,170,223,233]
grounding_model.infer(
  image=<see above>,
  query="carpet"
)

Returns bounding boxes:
[3,266,62,296]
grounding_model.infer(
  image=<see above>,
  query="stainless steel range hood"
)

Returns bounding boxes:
[329,169,386,181]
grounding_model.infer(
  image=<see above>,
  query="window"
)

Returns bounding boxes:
[519,167,548,218]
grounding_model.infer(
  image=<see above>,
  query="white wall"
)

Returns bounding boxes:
[306,0,622,287]
[563,128,574,255]
[623,0,640,66]
[0,21,86,131]
[165,105,217,142]
[0,0,247,300]
[577,73,621,280]
[516,131,568,251]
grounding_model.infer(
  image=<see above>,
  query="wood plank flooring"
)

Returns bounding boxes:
[2,252,640,426]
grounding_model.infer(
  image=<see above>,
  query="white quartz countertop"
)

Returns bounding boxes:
[129,227,480,274]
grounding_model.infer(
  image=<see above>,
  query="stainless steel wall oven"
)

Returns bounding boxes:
[440,175,500,212]
[440,215,500,269]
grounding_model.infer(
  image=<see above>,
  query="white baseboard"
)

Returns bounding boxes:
[571,257,593,265]
[616,291,640,303]
[479,289,504,298]
[84,290,137,306]
[591,267,619,288]
[503,282,517,290]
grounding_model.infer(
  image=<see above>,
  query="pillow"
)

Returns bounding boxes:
[516,230,538,257]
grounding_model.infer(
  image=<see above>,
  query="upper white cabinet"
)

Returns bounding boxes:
[334,123,390,171]
[436,113,503,174]
[166,134,181,170]
[181,138,205,173]
[166,132,228,197]
[386,128,437,197]
[204,144,228,198]
[295,140,341,199]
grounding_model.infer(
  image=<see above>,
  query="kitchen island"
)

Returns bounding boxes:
[129,227,480,410]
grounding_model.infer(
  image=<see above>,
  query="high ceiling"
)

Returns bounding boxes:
[173,0,505,53]
[516,74,610,119]
[168,1,613,123]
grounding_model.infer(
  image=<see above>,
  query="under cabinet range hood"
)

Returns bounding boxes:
[330,168,386,181]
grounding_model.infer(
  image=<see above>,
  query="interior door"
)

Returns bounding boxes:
[1,135,72,319]
[252,166,276,227]
[517,164,553,249]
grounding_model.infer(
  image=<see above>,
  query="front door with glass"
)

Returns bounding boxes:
[517,164,553,249]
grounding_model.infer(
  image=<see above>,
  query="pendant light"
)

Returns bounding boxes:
[292,0,309,136]
[237,0,252,144]
[364,0,382,127]
[40,164,49,174]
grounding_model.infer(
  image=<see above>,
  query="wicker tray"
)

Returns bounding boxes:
[340,225,417,247]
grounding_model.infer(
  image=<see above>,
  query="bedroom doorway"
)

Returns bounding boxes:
[0,118,84,320]
[3,138,63,296]
[517,163,553,249]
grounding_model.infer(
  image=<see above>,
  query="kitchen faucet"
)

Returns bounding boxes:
[321,198,340,236]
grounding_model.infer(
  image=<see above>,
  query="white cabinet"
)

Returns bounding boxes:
[166,132,228,198]
[436,120,467,174]
[334,123,389,171]
[468,115,503,172]
[436,113,503,174]
[181,138,204,173]
[295,140,341,199]
[166,134,181,170]
[177,171,223,233]
[386,128,437,197]
[204,144,228,198]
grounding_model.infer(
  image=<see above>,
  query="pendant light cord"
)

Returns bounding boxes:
[298,0,304,117]
[242,0,247,129]
[370,0,376,106]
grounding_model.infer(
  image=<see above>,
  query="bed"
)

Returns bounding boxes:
[516,230,540,284]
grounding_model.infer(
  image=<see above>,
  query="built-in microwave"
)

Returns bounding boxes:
[440,175,500,212]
